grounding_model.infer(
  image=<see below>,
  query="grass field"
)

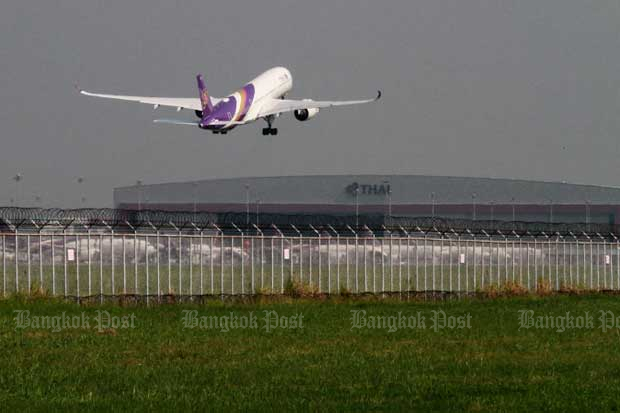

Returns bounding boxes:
[2,294,620,411]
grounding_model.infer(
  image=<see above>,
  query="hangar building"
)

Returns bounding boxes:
[114,175,620,225]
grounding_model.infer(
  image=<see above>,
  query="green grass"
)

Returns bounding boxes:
[2,295,620,411]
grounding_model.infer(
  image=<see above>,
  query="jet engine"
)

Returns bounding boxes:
[195,110,203,119]
[293,108,319,121]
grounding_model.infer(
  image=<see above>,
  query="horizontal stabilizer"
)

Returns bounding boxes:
[153,118,199,126]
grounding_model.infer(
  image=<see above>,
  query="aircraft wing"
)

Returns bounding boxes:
[256,91,381,118]
[80,90,221,111]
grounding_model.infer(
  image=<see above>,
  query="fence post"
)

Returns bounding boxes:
[387,227,393,292]
[518,235,523,286]
[480,230,490,289]
[346,225,357,293]
[111,230,115,296]
[26,234,31,294]
[327,225,339,294]
[253,224,264,291]
[554,233,561,291]
[271,224,284,294]
[99,233,103,303]
[145,234,149,302]
[457,233,461,293]
[596,233,604,290]
[168,235,172,294]
[439,232,443,292]
[134,230,138,294]
[423,232,427,292]
[612,237,620,289]
[526,234,531,290]
[382,235,387,294]
[367,226,375,294]
[2,234,5,297]
[327,232,331,294]
[346,236,350,291]
[471,233,475,291]
[611,233,618,290]
[400,226,410,296]
[448,229,456,293]
[271,235,275,292]
[528,237,538,287]
[398,232,403,294]
[178,229,182,296]
[568,232,576,287]
[465,229,474,294]
[156,231,160,297]
[581,232,590,288]
[87,230,91,296]
[74,234,78,299]
[200,230,204,296]
[590,235,598,289]
[122,233,127,295]
[221,230,224,298]
[232,223,243,294]
[562,235,566,288]
[63,231,66,297]
[310,225,321,292]
[200,228,204,296]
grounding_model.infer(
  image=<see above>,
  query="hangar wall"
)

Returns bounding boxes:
[114,175,620,224]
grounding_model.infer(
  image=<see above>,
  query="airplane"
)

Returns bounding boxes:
[80,66,381,135]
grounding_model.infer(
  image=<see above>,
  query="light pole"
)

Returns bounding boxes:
[383,179,391,227]
[431,192,436,218]
[192,182,198,221]
[256,199,261,228]
[585,200,590,229]
[549,199,553,224]
[472,193,477,221]
[13,173,22,207]
[355,186,360,228]
[490,201,494,222]
[136,180,143,211]
[511,197,516,223]
[245,184,250,227]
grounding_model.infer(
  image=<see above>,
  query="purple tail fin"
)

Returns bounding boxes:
[196,74,214,116]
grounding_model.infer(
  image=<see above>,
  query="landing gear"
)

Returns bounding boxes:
[262,128,278,135]
[212,130,228,135]
[262,115,278,135]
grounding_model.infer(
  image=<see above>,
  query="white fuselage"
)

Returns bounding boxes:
[244,67,293,120]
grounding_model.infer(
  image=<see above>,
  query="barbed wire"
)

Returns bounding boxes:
[0,207,614,237]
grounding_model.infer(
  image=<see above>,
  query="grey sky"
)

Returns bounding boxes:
[1,0,619,207]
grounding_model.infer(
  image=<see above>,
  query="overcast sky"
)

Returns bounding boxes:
[1,0,619,207]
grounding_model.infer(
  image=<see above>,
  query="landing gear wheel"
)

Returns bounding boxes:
[262,115,277,136]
